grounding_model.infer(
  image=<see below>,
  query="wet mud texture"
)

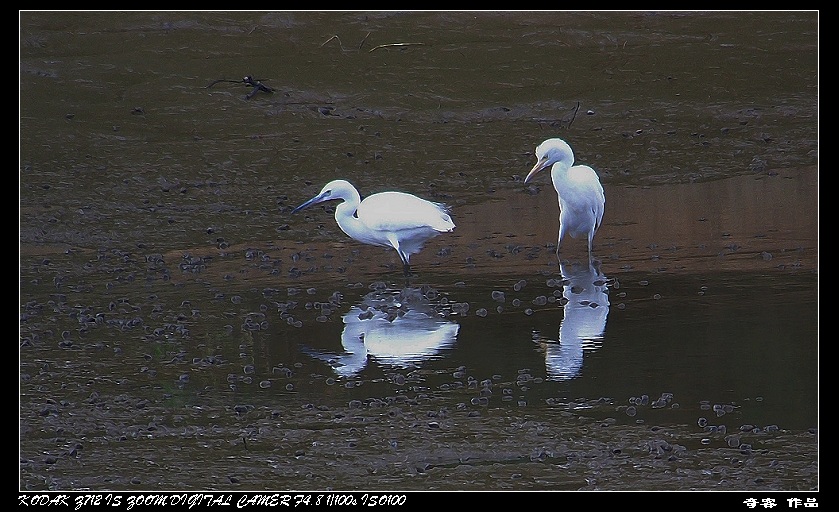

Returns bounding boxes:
[20,389,817,491]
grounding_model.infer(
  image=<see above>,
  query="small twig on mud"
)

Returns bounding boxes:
[567,101,581,129]
[359,32,371,50]
[321,34,348,51]
[368,42,426,53]
[206,76,274,100]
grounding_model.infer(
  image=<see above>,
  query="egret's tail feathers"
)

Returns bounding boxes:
[433,213,456,233]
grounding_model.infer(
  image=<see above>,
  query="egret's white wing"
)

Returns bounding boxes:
[358,192,454,233]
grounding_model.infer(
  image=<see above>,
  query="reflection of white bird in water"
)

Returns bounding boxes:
[537,260,609,381]
[291,179,455,278]
[303,289,459,378]
[524,138,605,264]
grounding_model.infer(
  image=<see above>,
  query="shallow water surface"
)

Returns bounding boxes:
[20,11,818,492]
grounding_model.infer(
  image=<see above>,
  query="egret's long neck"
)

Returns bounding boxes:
[550,157,573,184]
[545,145,574,177]
[332,192,367,241]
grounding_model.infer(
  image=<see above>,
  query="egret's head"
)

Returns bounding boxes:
[524,138,575,184]
[292,179,355,213]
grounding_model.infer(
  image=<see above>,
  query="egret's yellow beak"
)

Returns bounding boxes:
[524,156,550,184]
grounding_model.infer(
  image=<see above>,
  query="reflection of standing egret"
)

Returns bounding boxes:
[535,260,610,381]
[302,289,459,377]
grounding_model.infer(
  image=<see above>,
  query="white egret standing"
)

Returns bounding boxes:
[524,138,605,264]
[291,179,455,278]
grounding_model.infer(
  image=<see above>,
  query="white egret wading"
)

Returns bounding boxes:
[524,138,605,264]
[291,179,455,278]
